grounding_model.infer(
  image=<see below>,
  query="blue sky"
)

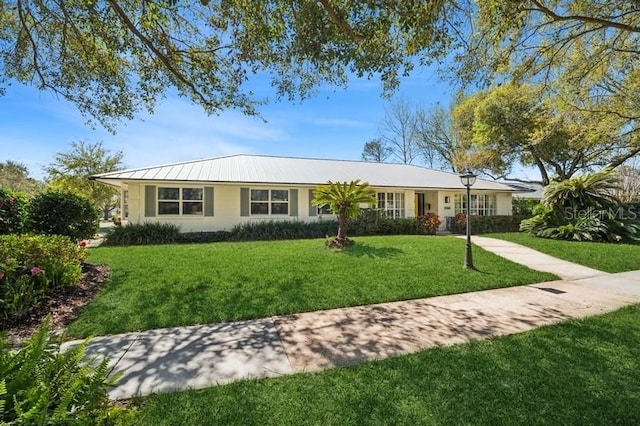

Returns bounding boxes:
[1,65,456,181]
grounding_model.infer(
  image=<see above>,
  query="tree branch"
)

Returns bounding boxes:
[529,0,640,33]
[317,0,365,43]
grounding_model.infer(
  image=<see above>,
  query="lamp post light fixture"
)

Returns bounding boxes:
[459,170,477,270]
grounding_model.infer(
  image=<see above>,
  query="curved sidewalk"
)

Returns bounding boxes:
[71,237,640,400]
[464,236,605,280]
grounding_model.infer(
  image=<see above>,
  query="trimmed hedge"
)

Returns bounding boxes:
[449,213,521,234]
[102,210,437,246]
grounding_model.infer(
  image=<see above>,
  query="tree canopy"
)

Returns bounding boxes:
[0,160,43,195]
[44,141,124,219]
[0,1,456,129]
[452,83,638,185]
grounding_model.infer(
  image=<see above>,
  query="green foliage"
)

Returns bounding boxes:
[312,180,377,245]
[0,2,455,128]
[45,141,124,220]
[0,234,84,321]
[29,190,99,241]
[0,317,131,425]
[450,212,520,235]
[229,220,337,242]
[0,188,28,235]
[0,161,43,197]
[348,209,426,236]
[361,139,391,162]
[512,198,540,219]
[520,170,640,242]
[103,222,181,246]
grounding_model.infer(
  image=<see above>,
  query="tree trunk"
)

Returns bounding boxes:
[337,212,348,243]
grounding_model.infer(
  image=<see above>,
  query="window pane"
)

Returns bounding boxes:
[318,204,332,215]
[271,190,288,202]
[251,202,269,215]
[251,190,269,201]
[183,201,203,215]
[377,193,385,209]
[183,188,203,200]
[271,202,288,215]
[158,187,179,200]
[158,201,180,215]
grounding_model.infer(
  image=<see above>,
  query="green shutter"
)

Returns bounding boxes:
[289,189,298,217]
[145,185,156,217]
[204,187,214,217]
[308,189,316,217]
[240,187,250,217]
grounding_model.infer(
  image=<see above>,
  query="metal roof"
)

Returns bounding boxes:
[93,154,517,191]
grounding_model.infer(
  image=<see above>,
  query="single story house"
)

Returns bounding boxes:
[92,154,519,232]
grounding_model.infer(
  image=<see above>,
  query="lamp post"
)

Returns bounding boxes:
[459,170,477,270]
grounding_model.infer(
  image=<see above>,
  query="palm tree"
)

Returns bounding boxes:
[312,180,377,248]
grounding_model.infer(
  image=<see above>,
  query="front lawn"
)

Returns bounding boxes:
[489,232,640,273]
[135,305,640,425]
[68,236,555,337]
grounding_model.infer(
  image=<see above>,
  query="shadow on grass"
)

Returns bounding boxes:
[342,243,404,258]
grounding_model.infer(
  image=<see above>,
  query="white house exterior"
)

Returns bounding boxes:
[92,154,518,232]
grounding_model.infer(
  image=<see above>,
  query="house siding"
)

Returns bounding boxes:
[122,182,513,232]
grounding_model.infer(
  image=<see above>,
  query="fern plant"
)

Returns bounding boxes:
[0,317,131,425]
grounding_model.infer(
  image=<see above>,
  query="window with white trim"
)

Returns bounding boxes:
[377,192,405,219]
[158,187,203,215]
[250,189,289,215]
[317,204,333,216]
[454,194,497,216]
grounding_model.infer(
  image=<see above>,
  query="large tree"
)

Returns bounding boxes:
[0,160,43,195]
[379,96,419,164]
[0,1,457,129]
[452,83,636,185]
[453,1,640,164]
[44,141,124,219]
[414,103,461,172]
[361,139,391,163]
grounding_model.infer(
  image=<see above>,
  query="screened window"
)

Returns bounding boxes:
[158,187,203,215]
[454,194,497,216]
[377,192,405,219]
[251,189,289,215]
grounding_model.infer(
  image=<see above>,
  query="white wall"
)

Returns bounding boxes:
[124,181,512,232]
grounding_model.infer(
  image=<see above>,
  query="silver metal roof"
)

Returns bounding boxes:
[93,154,517,191]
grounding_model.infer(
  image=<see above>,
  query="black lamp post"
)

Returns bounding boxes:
[459,170,477,270]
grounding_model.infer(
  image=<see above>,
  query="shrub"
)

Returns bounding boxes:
[178,231,232,244]
[521,170,640,242]
[103,222,181,246]
[348,209,426,236]
[418,213,442,235]
[0,234,85,321]
[512,197,540,220]
[0,318,131,425]
[29,190,99,241]
[0,189,28,235]
[230,220,338,241]
[450,213,520,234]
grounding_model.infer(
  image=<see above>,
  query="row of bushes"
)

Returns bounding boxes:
[0,234,86,322]
[0,188,99,241]
[103,211,442,246]
[448,213,523,234]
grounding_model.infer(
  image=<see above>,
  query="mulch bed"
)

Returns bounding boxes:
[1,263,110,344]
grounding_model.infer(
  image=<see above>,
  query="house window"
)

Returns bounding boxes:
[377,192,405,219]
[158,187,203,215]
[250,189,289,215]
[454,194,497,216]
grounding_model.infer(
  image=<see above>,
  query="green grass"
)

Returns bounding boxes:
[135,305,640,425]
[489,232,640,273]
[67,236,555,337]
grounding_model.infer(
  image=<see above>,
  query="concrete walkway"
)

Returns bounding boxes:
[69,237,640,400]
